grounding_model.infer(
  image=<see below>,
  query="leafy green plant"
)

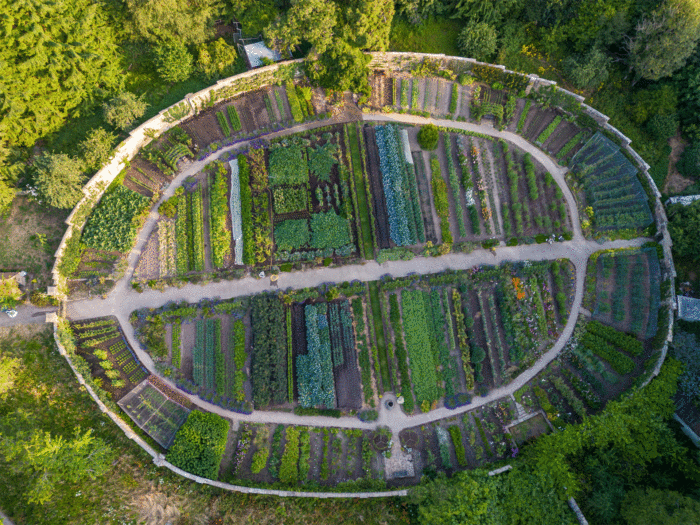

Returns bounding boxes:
[82,186,150,252]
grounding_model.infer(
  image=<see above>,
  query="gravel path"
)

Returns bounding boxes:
[62,112,647,437]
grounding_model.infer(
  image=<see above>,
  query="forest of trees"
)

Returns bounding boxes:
[2,0,700,213]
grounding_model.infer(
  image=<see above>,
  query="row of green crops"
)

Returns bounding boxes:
[82,186,150,252]
[345,123,374,258]
[166,410,228,479]
[273,185,308,214]
[175,196,189,274]
[351,298,375,406]
[401,290,439,411]
[250,294,287,407]
[209,163,232,268]
[297,303,336,408]
[430,154,452,244]
[190,188,205,271]
[268,143,308,185]
[374,124,418,246]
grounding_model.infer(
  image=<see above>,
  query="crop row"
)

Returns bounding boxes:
[430,154,453,244]
[297,303,336,408]
[175,196,189,274]
[351,298,375,406]
[375,124,415,246]
[190,189,205,271]
[389,294,415,413]
[444,135,467,237]
[402,290,439,411]
[172,320,181,368]
[210,163,232,268]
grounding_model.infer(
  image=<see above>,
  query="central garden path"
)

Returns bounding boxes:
[64,111,646,437]
[67,236,648,434]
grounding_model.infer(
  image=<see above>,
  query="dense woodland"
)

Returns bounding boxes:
[3,0,700,212]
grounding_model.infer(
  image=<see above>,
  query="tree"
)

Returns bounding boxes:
[234,0,280,37]
[395,0,444,24]
[154,41,194,83]
[79,128,117,172]
[125,0,216,45]
[457,21,498,61]
[265,0,338,55]
[628,0,700,81]
[564,0,633,51]
[646,113,678,140]
[103,92,148,131]
[339,0,395,51]
[32,153,85,209]
[563,47,612,90]
[2,428,112,504]
[417,124,439,150]
[621,488,700,524]
[0,178,14,214]
[668,200,700,262]
[0,278,22,309]
[452,0,522,26]
[197,38,240,79]
[305,39,371,94]
[0,0,123,149]
[677,142,700,179]
[0,355,20,397]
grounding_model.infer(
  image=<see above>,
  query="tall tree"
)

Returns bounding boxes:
[103,92,149,131]
[305,39,371,94]
[628,0,700,81]
[338,0,395,51]
[125,0,218,44]
[621,488,700,524]
[0,0,123,149]
[264,0,338,54]
[2,428,112,504]
[32,153,85,209]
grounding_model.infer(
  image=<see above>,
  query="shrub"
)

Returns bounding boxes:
[166,410,228,479]
[274,219,309,251]
[457,21,498,61]
[310,211,352,250]
[82,186,150,252]
[417,124,439,150]
[103,92,148,131]
[154,41,193,83]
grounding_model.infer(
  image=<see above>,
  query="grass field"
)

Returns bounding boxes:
[389,16,461,56]
[0,197,69,286]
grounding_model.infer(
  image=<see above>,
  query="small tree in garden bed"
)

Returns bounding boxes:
[418,124,439,150]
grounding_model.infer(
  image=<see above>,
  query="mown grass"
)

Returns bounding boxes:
[389,16,461,56]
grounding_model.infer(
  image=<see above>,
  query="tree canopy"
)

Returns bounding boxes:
[2,428,112,504]
[32,153,85,209]
[628,0,700,81]
[668,200,700,262]
[125,0,218,44]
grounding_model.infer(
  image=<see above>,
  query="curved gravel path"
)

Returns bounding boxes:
[65,113,650,437]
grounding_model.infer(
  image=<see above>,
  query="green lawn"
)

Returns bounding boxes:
[389,16,462,56]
